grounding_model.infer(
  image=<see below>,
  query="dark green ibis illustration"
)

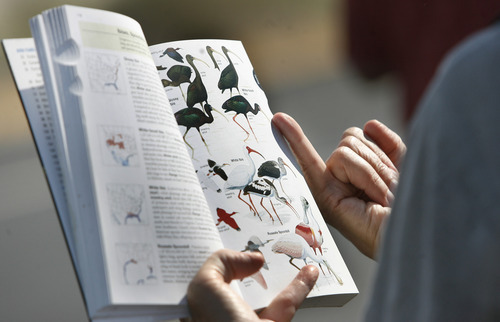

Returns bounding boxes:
[186,54,209,108]
[160,47,183,63]
[161,65,192,101]
[221,95,269,142]
[218,46,242,97]
[206,46,225,71]
[174,103,215,158]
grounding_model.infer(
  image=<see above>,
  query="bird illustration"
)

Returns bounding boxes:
[161,65,192,101]
[175,104,215,158]
[206,45,225,70]
[218,46,242,96]
[215,208,240,231]
[257,157,297,200]
[272,234,343,285]
[222,95,267,142]
[295,196,324,255]
[243,178,299,225]
[224,146,265,218]
[207,159,229,180]
[156,65,167,70]
[242,235,273,269]
[186,54,209,108]
[160,47,183,62]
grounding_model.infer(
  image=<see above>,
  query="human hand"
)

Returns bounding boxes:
[272,113,406,259]
[186,249,319,322]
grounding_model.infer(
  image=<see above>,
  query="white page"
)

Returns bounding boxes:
[2,38,79,268]
[150,39,358,309]
[31,6,224,310]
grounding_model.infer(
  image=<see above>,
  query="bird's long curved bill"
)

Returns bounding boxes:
[192,56,210,68]
[283,161,297,177]
[227,48,243,63]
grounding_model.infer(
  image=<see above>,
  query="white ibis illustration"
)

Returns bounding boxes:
[272,234,343,285]
[243,178,299,225]
[295,196,324,255]
[257,157,297,200]
[224,146,265,218]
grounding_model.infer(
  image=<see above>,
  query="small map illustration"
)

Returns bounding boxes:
[86,52,125,94]
[100,125,138,166]
[106,183,146,225]
[116,243,157,285]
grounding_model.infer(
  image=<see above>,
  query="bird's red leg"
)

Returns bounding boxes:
[233,114,250,141]
[245,115,258,142]
[248,194,262,221]
[259,198,274,223]
[238,191,261,220]
[269,200,283,225]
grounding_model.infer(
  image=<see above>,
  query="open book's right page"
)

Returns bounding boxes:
[150,39,358,309]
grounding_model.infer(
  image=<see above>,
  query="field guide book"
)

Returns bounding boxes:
[2,5,357,321]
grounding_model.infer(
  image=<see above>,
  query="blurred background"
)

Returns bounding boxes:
[5,0,493,321]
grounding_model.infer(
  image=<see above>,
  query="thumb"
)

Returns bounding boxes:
[259,265,319,322]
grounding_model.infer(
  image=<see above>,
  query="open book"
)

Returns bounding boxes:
[3,5,357,321]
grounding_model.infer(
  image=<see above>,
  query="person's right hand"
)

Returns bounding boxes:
[272,113,406,259]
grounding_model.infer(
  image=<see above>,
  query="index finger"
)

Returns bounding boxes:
[272,113,327,189]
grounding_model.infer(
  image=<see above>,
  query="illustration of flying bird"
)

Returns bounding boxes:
[207,159,229,180]
[160,47,183,62]
[215,208,240,231]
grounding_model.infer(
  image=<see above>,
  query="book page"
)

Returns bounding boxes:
[150,40,358,309]
[2,38,78,268]
[32,6,223,311]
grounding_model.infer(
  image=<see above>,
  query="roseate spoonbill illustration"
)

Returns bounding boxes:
[222,95,267,142]
[257,157,297,200]
[295,196,324,255]
[243,178,299,225]
[215,208,240,231]
[272,234,343,285]
[206,45,225,71]
[224,146,265,219]
[160,47,183,62]
[175,104,215,158]
[218,46,242,96]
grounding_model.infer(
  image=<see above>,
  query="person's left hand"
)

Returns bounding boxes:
[186,249,319,321]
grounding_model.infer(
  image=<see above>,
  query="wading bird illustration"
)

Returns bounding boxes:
[206,45,225,70]
[161,65,192,101]
[222,95,268,142]
[242,235,273,269]
[224,146,265,218]
[186,54,209,108]
[272,234,343,285]
[243,178,299,225]
[295,196,323,255]
[160,47,183,62]
[257,157,297,200]
[175,104,215,158]
[215,208,240,231]
[207,159,229,180]
[218,46,242,96]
